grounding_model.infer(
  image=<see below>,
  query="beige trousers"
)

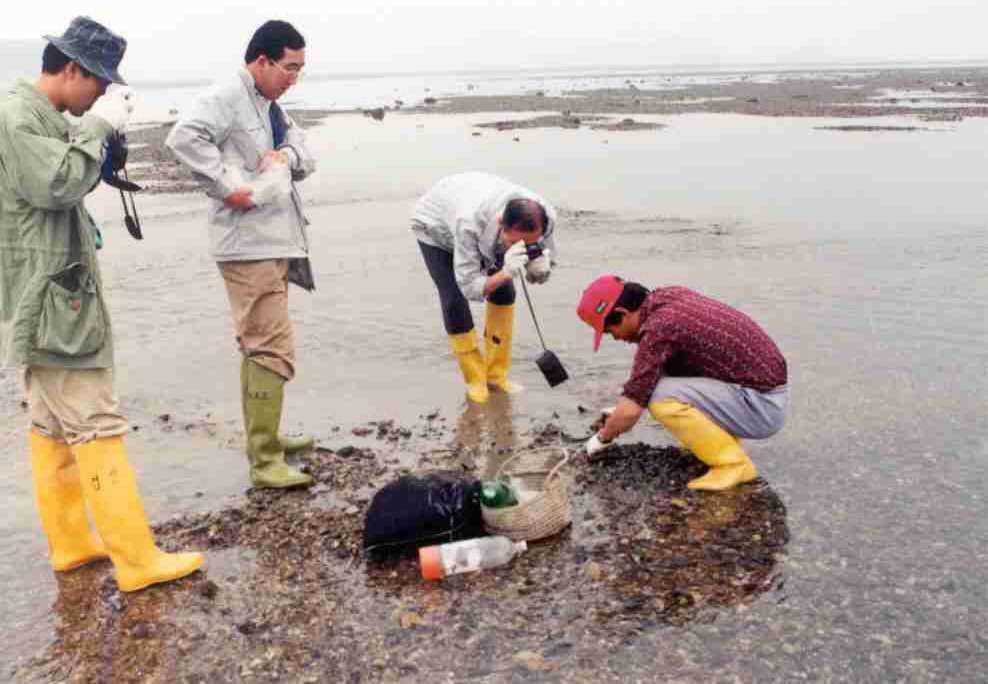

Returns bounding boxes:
[24,366,129,445]
[218,259,296,381]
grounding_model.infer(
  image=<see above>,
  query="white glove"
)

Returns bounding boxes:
[501,240,530,278]
[585,432,614,459]
[524,249,552,284]
[88,88,135,131]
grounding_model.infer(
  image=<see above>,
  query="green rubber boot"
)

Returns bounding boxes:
[242,360,313,489]
[280,434,315,455]
[240,360,315,456]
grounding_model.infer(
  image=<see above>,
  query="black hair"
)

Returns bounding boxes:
[603,281,650,328]
[245,20,306,64]
[41,43,95,79]
[502,198,548,234]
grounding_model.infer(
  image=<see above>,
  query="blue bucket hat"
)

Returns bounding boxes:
[44,16,127,85]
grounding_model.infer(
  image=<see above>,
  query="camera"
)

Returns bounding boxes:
[525,241,544,261]
[101,132,134,187]
[100,131,144,240]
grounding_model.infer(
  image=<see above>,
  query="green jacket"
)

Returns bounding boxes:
[0,80,114,369]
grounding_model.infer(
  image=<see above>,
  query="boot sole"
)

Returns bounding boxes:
[117,554,204,592]
[53,552,110,572]
[687,465,759,491]
[250,478,314,490]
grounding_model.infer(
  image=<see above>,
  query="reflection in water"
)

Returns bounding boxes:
[21,566,105,682]
[24,564,178,682]
[452,391,518,477]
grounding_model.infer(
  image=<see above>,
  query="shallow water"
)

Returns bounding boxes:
[2,111,986,679]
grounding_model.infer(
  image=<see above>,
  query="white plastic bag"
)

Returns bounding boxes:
[222,160,292,208]
[249,162,292,206]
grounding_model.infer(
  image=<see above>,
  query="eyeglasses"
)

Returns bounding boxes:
[269,58,304,80]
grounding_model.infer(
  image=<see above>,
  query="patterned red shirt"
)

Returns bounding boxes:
[622,287,788,407]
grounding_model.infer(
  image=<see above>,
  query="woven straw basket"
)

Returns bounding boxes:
[481,446,572,541]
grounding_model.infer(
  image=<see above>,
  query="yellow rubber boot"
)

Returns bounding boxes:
[484,302,522,394]
[649,400,758,491]
[72,436,203,592]
[449,329,490,403]
[29,430,108,571]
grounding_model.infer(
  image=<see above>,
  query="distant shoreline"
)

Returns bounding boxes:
[124,65,986,195]
[417,65,988,120]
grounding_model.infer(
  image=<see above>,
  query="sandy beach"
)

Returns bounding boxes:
[2,68,987,681]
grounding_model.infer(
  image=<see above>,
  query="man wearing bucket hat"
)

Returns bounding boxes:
[576,275,790,491]
[167,21,317,489]
[0,16,203,591]
[412,172,558,403]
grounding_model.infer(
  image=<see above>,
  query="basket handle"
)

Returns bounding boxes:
[495,447,570,486]
[545,449,570,481]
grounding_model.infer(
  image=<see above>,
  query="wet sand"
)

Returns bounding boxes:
[3,69,988,681]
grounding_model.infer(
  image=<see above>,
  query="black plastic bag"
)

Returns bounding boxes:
[363,471,484,559]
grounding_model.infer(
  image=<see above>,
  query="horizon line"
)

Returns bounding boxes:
[126,57,988,89]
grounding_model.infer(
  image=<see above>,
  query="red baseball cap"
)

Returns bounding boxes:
[576,275,625,351]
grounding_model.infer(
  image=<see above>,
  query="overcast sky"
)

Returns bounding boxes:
[3,1,988,81]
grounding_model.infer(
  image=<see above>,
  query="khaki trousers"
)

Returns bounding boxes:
[218,259,296,381]
[24,366,129,445]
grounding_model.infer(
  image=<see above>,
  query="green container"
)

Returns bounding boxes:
[480,480,519,508]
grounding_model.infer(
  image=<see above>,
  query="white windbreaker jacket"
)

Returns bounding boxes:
[412,172,558,302]
[166,69,316,268]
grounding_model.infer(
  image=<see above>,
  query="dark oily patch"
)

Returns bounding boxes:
[15,426,789,682]
[813,125,937,132]
[556,206,608,220]
[563,212,738,243]
[474,114,664,132]
[474,114,606,130]
[920,112,964,122]
[588,117,667,131]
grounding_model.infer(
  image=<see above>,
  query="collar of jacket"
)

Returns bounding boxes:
[12,79,69,137]
[237,67,272,114]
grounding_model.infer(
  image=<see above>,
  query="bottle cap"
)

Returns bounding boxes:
[419,545,444,580]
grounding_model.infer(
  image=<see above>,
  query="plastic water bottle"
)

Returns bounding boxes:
[419,536,527,580]
[479,480,518,508]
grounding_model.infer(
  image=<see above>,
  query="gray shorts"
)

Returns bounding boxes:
[650,376,790,440]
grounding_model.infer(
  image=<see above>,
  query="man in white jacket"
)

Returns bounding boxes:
[166,21,316,489]
[412,172,557,403]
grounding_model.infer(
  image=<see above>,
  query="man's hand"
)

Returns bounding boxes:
[525,249,552,284]
[258,149,289,172]
[596,398,644,443]
[88,88,135,132]
[501,240,529,278]
[224,188,256,212]
[585,432,614,460]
